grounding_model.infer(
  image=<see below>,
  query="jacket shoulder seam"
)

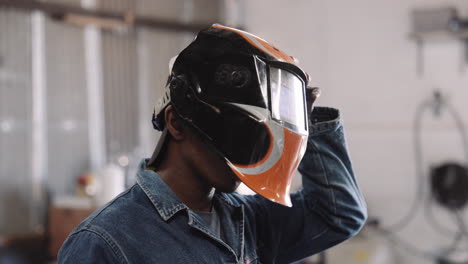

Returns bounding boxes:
[84,186,135,225]
[72,228,129,264]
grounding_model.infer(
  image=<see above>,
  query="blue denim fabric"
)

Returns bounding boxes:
[58,107,367,264]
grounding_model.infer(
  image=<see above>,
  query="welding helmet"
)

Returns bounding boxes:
[152,24,309,207]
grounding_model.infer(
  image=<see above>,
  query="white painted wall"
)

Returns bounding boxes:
[246,1,468,263]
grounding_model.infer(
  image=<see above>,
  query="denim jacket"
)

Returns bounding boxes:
[58,107,367,264]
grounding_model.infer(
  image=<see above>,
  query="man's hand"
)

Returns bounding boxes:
[306,87,321,114]
[305,73,321,115]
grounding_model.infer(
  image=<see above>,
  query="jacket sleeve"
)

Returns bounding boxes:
[58,229,124,264]
[238,107,367,263]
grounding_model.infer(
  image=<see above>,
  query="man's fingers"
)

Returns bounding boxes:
[306,87,321,113]
[310,87,321,100]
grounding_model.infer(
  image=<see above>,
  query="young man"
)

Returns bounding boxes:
[58,24,367,263]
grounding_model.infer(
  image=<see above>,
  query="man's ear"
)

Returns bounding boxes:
[164,105,185,141]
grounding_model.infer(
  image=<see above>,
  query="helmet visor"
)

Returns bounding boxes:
[254,56,308,136]
[269,66,308,136]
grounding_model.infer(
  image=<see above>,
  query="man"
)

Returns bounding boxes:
[58,24,367,263]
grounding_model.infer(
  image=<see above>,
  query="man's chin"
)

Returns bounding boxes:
[218,180,241,193]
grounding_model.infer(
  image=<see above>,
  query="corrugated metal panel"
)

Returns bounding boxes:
[101,30,139,160]
[0,8,33,234]
[136,28,193,157]
[44,18,89,196]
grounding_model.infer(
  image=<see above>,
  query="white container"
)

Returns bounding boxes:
[95,164,125,206]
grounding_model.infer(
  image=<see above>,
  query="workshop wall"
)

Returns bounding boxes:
[246,0,468,263]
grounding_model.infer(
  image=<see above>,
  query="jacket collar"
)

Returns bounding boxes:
[136,159,188,221]
[136,159,240,221]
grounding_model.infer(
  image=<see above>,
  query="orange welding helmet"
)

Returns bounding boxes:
[152,24,309,207]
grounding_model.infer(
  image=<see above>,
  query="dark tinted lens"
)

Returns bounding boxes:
[191,103,271,165]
